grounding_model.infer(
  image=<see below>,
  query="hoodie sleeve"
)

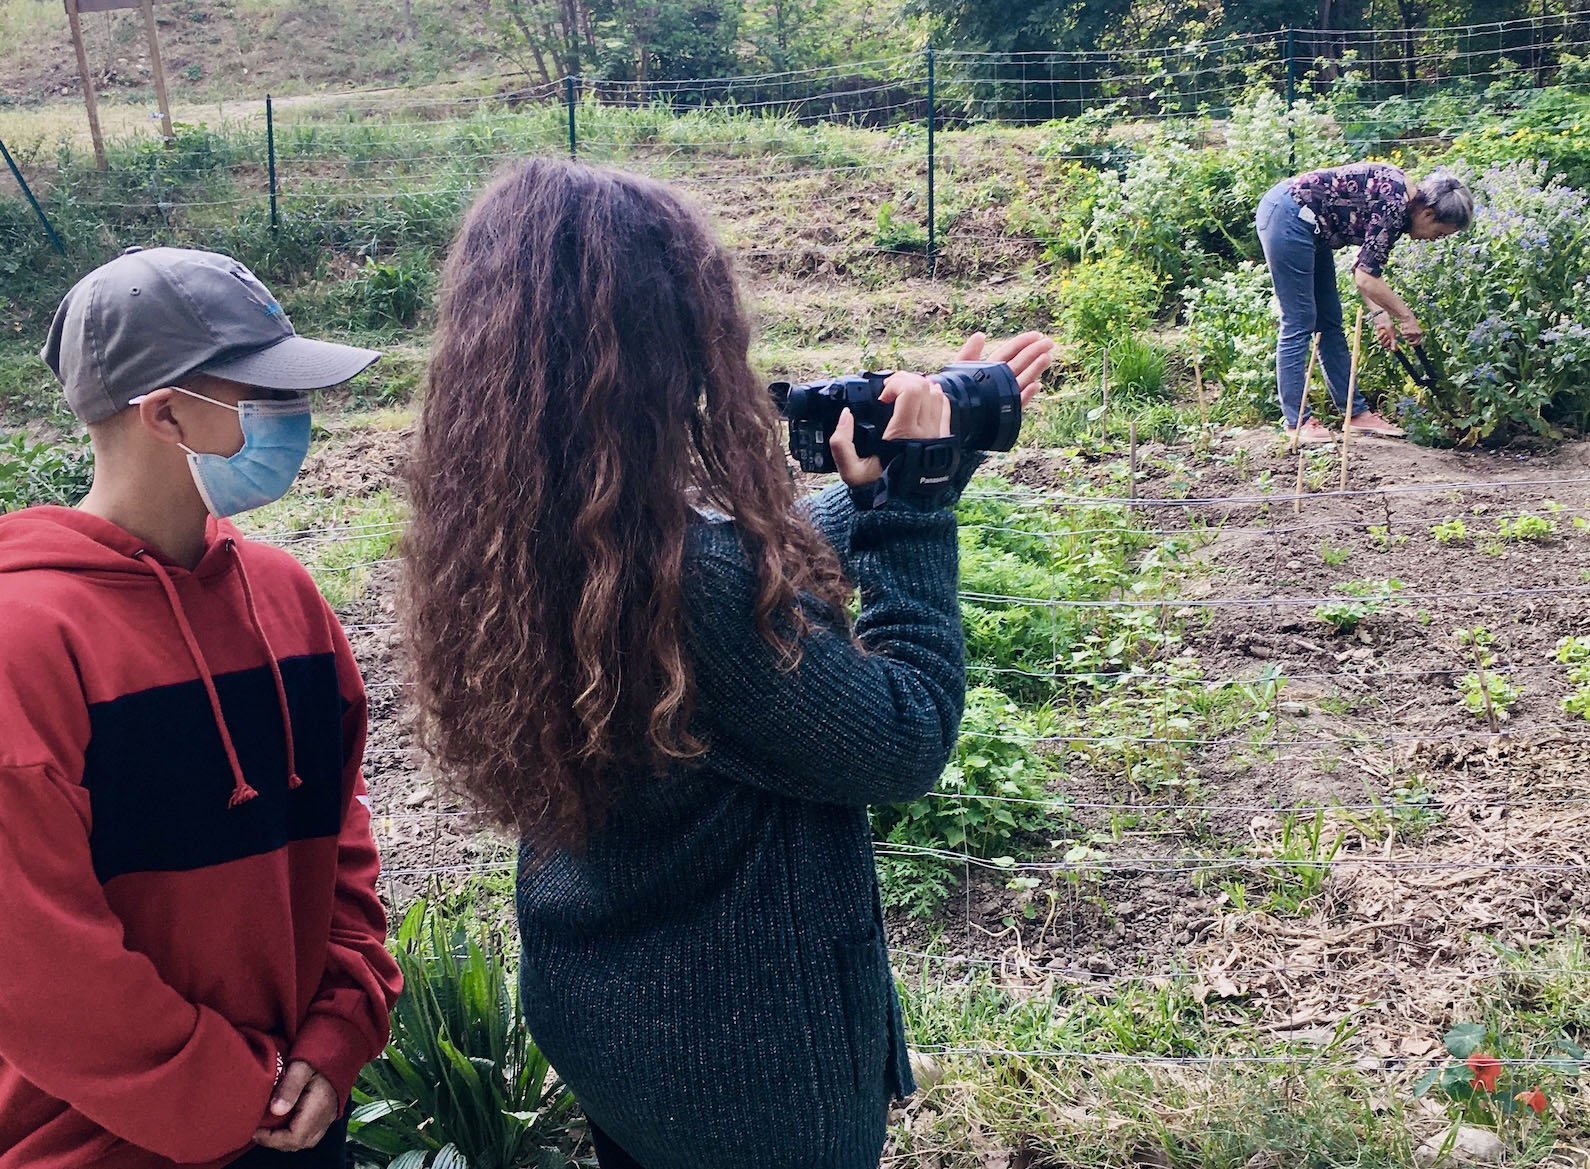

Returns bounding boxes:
[285,613,401,1103]
[0,616,284,1163]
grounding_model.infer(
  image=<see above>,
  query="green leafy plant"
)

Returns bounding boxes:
[350,899,574,1169]
[1183,260,1280,423]
[342,253,435,331]
[955,480,1186,702]
[0,433,94,513]
[1555,635,1590,720]
[1455,626,1520,727]
[1257,810,1343,916]
[1367,525,1406,550]
[873,200,928,252]
[1313,579,1404,635]
[1431,517,1470,544]
[1495,513,1558,542]
[1319,540,1352,566]
[874,688,1067,858]
[1094,333,1170,403]
[875,688,1071,920]
[1054,251,1162,347]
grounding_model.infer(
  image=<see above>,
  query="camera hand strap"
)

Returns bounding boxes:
[855,437,962,509]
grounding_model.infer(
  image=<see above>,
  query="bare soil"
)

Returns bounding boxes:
[317,417,1588,1062]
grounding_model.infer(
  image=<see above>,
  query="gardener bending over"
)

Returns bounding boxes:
[1256,163,1473,445]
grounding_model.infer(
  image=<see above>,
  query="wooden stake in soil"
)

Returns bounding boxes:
[1293,444,1307,515]
[1290,333,1321,455]
[1341,306,1364,491]
[1128,419,1138,500]
[64,0,107,170]
[1100,346,1110,440]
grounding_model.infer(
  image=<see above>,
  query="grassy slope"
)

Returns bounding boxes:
[0,0,493,106]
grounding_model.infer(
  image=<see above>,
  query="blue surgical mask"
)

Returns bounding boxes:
[136,387,313,517]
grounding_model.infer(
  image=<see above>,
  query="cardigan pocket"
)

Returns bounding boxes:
[834,933,890,1096]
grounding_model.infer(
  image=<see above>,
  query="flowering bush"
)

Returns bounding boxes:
[1183,260,1280,423]
[1372,161,1590,446]
[1093,89,1340,289]
[1053,251,1163,346]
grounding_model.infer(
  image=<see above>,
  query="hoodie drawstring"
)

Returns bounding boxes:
[136,551,260,808]
[228,540,303,792]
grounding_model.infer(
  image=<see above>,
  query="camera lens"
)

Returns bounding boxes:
[936,362,1021,453]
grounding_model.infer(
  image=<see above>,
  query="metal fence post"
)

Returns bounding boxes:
[567,76,578,158]
[926,45,937,276]
[1286,26,1298,170]
[0,135,66,257]
[266,94,279,231]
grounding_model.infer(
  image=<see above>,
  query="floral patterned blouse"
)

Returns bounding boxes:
[1287,162,1410,277]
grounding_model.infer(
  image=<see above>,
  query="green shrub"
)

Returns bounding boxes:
[873,200,928,253]
[1447,88,1590,190]
[955,481,1181,701]
[341,254,436,332]
[1054,252,1162,347]
[350,900,574,1169]
[1092,89,1338,290]
[1004,159,1120,265]
[1095,334,1170,403]
[873,687,1066,859]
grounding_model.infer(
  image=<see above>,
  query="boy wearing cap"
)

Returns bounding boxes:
[0,247,402,1168]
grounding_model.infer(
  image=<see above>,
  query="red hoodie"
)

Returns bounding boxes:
[0,506,402,1168]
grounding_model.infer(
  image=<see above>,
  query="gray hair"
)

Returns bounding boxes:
[1413,174,1474,229]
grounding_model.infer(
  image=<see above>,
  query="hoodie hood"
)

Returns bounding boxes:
[0,505,240,578]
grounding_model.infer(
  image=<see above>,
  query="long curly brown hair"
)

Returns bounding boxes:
[403,157,851,852]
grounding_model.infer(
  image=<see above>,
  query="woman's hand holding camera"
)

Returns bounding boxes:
[829,331,1054,489]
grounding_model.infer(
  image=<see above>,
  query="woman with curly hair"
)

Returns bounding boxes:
[402,156,1052,1169]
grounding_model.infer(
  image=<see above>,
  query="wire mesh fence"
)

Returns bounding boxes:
[7,12,1590,273]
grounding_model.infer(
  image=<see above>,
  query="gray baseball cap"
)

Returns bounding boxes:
[42,246,381,423]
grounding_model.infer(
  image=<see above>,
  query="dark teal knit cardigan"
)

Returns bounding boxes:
[515,480,967,1169]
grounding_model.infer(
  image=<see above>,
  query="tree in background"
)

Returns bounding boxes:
[482,0,738,85]
[741,0,902,71]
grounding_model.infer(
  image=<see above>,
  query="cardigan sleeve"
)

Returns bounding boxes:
[684,498,966,808]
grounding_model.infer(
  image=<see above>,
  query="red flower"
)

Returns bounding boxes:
[1466,1052,1502,1093]
[1517,1086,1548,1115]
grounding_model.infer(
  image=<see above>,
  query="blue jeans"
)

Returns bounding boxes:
[1255,182,1365,427]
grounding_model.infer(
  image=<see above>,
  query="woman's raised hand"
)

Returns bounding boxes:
[955,330,1056,406]
[831,372,950,488]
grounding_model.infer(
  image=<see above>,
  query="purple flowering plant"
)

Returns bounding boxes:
[1372,160,1590,446]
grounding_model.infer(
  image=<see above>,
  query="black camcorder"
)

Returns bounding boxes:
[769,361,1021,504]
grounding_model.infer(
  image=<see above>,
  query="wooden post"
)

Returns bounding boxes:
[1128,420,1138,500]
[65,0,107,170]
[139,0,174,141]
[1290,333,1321,454]
[1293,445,1306,515]
[1341,306,1364,491]
[1100,347,1110,440]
